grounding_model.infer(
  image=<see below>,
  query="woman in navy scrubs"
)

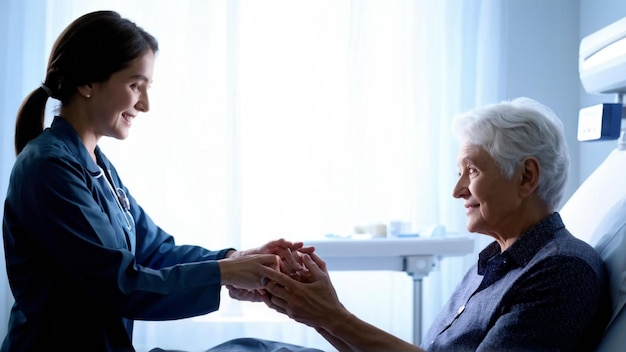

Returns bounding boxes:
[1,10,309,351]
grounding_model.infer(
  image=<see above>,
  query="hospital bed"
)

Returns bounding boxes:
[558,15,626,350]
[560,148,626,351]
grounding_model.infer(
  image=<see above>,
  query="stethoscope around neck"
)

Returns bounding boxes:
[95,166,135,234]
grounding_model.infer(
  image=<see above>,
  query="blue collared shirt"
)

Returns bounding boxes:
[423,213,610,351]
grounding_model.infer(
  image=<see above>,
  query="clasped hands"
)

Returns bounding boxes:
[223,238,347,331]
[222,238,315,302]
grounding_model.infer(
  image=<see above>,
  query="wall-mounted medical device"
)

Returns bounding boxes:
[577,103,622,141]
[579,17,626,145]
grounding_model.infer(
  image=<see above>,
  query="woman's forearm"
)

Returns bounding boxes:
[315,327,354,352]
[325,313,425,352]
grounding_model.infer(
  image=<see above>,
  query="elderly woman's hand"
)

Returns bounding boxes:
[258,252,349,330]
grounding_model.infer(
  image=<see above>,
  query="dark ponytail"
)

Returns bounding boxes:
[14,87,50,155]
[14,10,158,155]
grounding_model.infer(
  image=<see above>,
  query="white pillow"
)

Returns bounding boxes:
[591,195,626,324]
[560,149,626,244]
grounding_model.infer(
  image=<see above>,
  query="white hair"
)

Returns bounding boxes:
[452,97,570,210]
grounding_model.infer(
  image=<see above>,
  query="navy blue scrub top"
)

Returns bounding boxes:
[2,117,232,351]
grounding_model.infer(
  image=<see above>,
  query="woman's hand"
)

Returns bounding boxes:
[226,284,266,302]
[230,238,316,276]
[218,253,278,290]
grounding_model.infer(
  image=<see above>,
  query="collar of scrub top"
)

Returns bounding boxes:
[50,116,136,253]
[50,116,102,175]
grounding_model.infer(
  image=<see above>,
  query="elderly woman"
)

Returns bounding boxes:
[254,97,610,352]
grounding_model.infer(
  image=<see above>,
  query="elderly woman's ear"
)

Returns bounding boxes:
[519,157,541,198]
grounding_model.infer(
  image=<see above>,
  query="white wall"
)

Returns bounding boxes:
[498,0,581,203]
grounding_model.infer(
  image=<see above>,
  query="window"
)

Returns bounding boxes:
[29,0,499,349]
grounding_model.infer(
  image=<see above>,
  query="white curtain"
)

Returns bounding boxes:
[0,0,504,350]
[0,0,48,340]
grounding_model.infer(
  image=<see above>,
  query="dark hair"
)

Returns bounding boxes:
[14,10,159,155]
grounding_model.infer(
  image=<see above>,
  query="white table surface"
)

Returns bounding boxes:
[304,236,475,271]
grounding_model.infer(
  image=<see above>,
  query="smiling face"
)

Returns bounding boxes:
[87,49,155,141]
[453,142,524,238]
